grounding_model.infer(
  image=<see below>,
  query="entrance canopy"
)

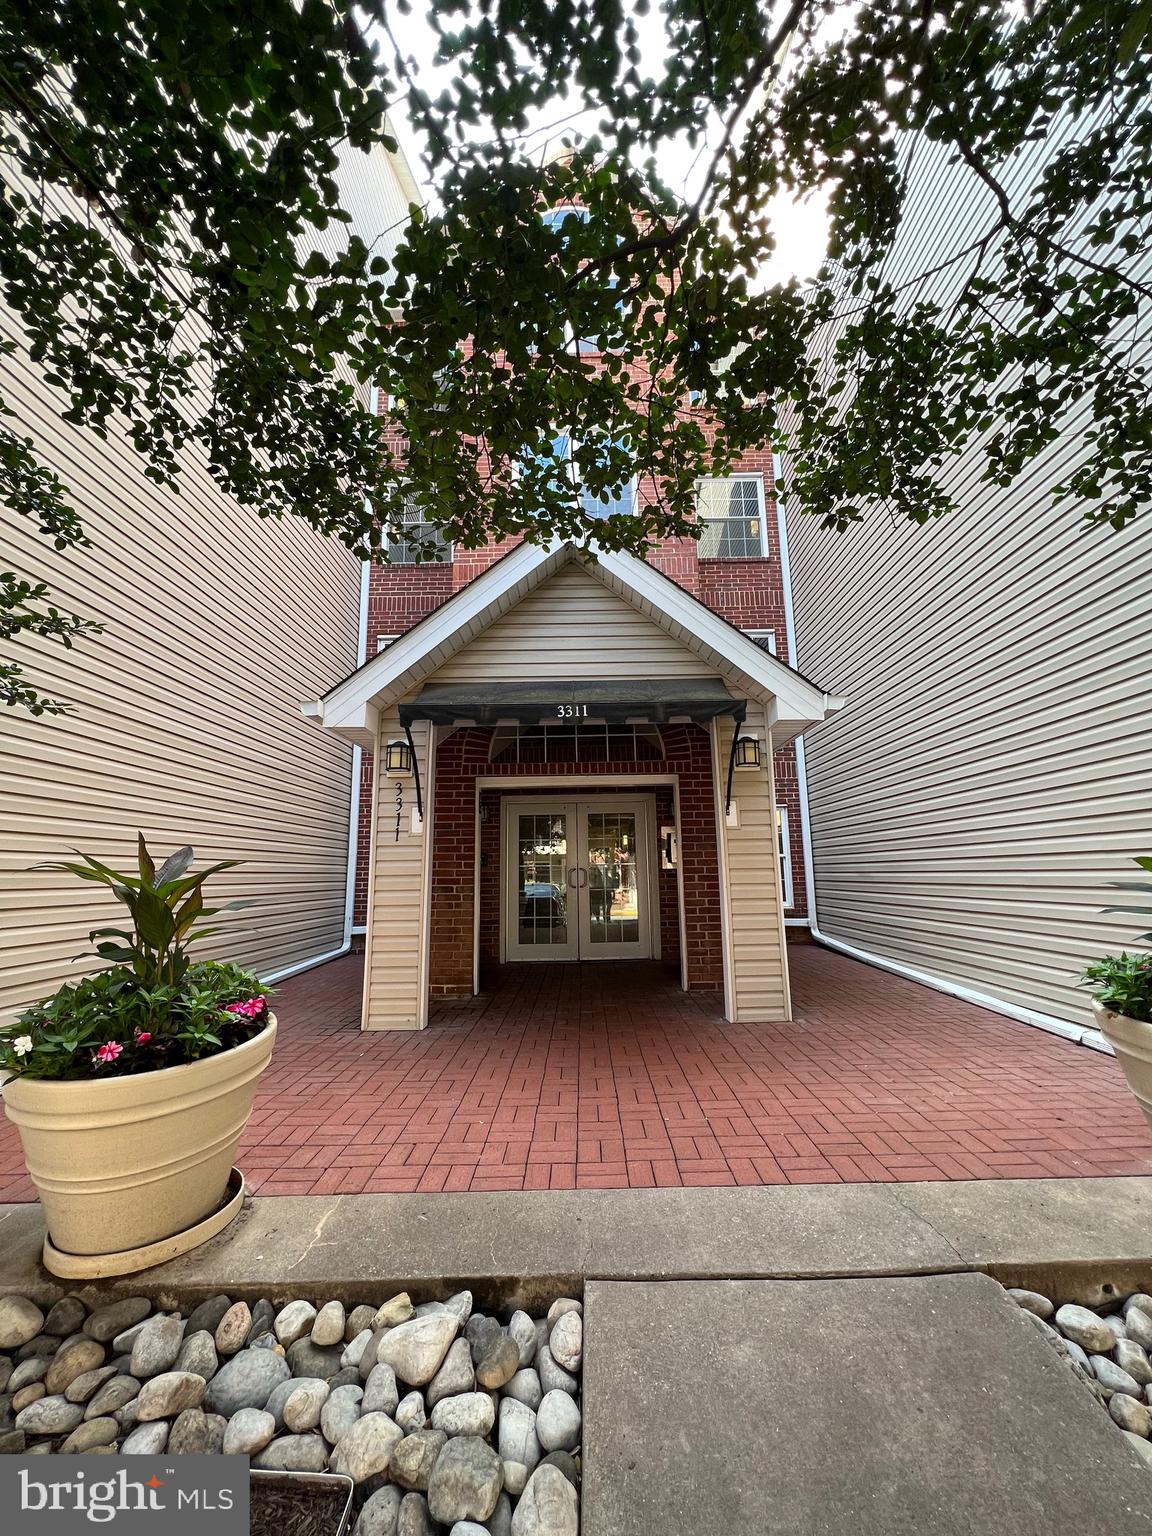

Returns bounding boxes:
[399,677,747,728]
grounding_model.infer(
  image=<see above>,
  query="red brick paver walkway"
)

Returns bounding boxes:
[2,947,1150,1200]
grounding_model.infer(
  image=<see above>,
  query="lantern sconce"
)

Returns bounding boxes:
[385,739,413,776]
[733,735,762,770]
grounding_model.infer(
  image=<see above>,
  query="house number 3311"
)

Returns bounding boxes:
[556,704,588,718]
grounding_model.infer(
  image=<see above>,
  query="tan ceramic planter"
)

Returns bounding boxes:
[1094,1002,1152,1134]
[3,1018,276,1257]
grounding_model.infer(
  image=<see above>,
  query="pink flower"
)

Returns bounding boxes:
[93,1041,123,1064]
[226,997,265,1020]
[135,1031,152,1044]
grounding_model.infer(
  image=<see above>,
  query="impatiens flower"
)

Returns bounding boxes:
[225,997,265,1020]
[93,1041,123,1064]
[135,1032,152,1044]
[12,1035,34,1058]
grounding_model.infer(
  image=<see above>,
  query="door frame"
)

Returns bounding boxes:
[498,792,661,964]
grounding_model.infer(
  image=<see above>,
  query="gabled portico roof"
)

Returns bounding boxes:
[302,540,843,749]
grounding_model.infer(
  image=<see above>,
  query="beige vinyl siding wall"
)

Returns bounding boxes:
[431,564,718,679]
[782,124,1152,1027]
[362,713,431,1030]
[714,708,790,1022]
[0,141,419,1021]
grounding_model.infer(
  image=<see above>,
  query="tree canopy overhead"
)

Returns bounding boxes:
[1,0,1149,710]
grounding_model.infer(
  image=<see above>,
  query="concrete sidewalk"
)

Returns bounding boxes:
[582,1273,1152,1535]
[0,1175,1149,1308]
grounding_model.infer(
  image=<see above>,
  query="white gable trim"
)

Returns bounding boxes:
[303,540,842,747]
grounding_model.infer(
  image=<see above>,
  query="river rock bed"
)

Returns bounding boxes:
[0,1288,582,1535]
[1005,1284,1152,1470]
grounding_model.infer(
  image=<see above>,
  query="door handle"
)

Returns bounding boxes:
[567,867,579,889]
[578,867,587,888]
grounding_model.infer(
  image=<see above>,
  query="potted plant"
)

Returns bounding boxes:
[0,836,276,1275]
[1082,854,1152,1134]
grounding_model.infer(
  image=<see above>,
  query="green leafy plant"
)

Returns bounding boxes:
[1082,953,1152,1026]
[0,837,270,1081]
[1104,854,1152,943]
[38,834,244,989]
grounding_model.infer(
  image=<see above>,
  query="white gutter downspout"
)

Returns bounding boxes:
[264,395,376,985]
[771,457,1112,1056]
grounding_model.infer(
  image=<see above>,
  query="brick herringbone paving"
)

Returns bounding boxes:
[2,946,1150,1201]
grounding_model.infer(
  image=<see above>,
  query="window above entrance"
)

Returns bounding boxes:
[490,722,665,764]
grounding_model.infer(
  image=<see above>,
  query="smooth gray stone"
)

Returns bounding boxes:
[215,1301,253,1356]
[466,1316,503,1364]
[1124,1306,1152,1352]
[1063,1339,1092,1372]
[444,1292,474,1328]
[60,1416,119,1453]
[546,1300,581,1327]
[1104,1315,1129,1344]
[111,1322,150,1356]
[537,1346,578,1397]
[395,1391,427,1434]
[377,1316,460,1388]
[510,1464,578,1536]
[274,1301,318,1347]
[373,1294,415,1330]
[43,1297,88,1337]
[329,1367,362,1390]
[398,1492,436,1536]
[320,1383,364,1445]
[284,1378,331,1432]
[1123,1431,1152,1468]
[489,1491,513,1536]
[121,1421,168,1455]
[330,1412,404,1483]
[17,1336,58,1359]
[0,1359,12,1394]
[287,1337,345,1381]
[205,1349,289,1415]
[498,1398,540,1472]
[1054,1306,1115,1354]
[344,1328,375,1370]
[223,1407,276,1455]
[84,1297,151,1344]
[267,1376,314,1429]
[251,1300,276,1338]
[363,1363,400,1416]
[130,1315,185,1379]
[539,1450,580,1489]
[354,1485,403,1536]
[169,1408,226,1454]
[1116,1340,1152,1386]
[254,1434,328,1472]
[65,1366,118,1404]
[15,1396,84,1434]
[548,1314,582,1374]
[427,1435,504,1525]
[312,1301,347,1348]
[504,1369,543,1412]
[390,1429,448,1491]
[509,1312,538,1368]
[0,1427,26,1455]
[1091,1356,1143,1398]
[346,1305,377,1342]
[536,1391,580,1453]
[431,1392,495,1439]
[448,1524,490,1536]
[0,1296,44,1350]
[85,1376,140,1420]
[9,1357,50,1393]
[175,1330,219,1381]
[426,1339,475,1408]
[502,1462,530,1497]
[184,1295,232,1338]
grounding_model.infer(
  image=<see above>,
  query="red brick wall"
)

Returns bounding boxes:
[426,724,721,995]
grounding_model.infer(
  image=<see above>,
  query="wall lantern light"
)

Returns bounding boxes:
[385,740,413,776]
[733,735,762,770]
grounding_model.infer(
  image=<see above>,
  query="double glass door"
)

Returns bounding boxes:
[503,797,653,961]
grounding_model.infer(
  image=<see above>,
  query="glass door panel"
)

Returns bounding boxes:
[584,811,641,947]
[517,811,570,948]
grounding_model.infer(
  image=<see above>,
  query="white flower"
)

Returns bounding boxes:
[12,1035,34,1057]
